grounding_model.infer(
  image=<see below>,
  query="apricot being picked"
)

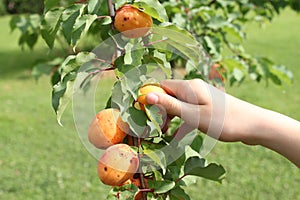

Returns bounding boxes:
[88,108,129,149]
[98,144,139,186]
[135,84,167,111]
[114,4,153,38]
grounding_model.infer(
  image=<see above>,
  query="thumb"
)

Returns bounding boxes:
[146,92,182,117]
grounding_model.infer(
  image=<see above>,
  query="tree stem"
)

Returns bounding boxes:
[107,0,115,30]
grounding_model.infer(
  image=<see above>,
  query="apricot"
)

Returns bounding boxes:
[98,144,139,186]
[136,84,167,111]
[114,4,153,38]
[208,63,225,82]
[88,108,129,149]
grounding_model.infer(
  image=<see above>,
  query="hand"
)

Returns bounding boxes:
[146,79,300,167]
[146,79,257,144]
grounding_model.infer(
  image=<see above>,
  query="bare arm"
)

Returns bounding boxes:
[146,79,300,167]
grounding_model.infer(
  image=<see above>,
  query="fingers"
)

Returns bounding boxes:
[160,79,211,105]
[146,92,202,128]
[146,92,182,117]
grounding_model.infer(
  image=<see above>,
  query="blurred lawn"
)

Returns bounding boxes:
[0,9,300,200]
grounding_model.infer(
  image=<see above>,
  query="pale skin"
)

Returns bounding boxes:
[146,79,300,168]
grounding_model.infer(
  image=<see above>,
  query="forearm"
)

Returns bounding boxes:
[255,108,300,167]
[229,95,300,168]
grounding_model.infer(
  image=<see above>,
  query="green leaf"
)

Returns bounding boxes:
[88,0,101,14]
[203,35,222,57]
[145,105,163,135]
[148,180,176,194]
[113,0,129,10]
[44,0,60,12]
[41,8,64,49]
[72,14,98,50]
[190,134,203,153]
[52,72,77,125]
[184,157,226,183]
[111,76,148,137]
[152,24,201,66]
[124,42,144,66]
[207,16,228,30]
[133,0,169,22]
[223,23,245,41]
[60,52,97,80]
[270,65,293,85]
[127,107,148,137]
[169,186,191,200]
[106,184,138,200]
[61,4,85,44]
[143,149,166,174]
[10,14,41,49]
[32,57,64,80]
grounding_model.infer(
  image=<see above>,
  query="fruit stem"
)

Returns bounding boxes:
[175,174,187,184]
[139,188,154,192]
[107,0,115,21]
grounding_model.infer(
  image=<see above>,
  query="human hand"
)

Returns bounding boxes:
[146,79,300,167]
[146,79,262,145]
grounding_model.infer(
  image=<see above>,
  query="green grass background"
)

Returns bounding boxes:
[0,9,300,200]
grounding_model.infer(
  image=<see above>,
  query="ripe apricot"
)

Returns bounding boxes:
[114,4,153,38]
[208,63,225,82]
[136,84,167,111]
[98,144,139,186]
[88,108,129,149]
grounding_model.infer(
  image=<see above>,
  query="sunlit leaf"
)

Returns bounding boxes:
[41,8,64,48]
[133,0,168,22]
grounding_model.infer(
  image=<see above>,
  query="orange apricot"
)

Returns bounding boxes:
[208,63,225,82]
[136,84,167,111]
[88,108,129,149]
[98,144,139,186]
[114,4,153,38]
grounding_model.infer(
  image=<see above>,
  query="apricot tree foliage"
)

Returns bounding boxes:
[10,0,298,199]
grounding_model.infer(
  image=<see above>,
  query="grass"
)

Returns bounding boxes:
[0,10,300,200]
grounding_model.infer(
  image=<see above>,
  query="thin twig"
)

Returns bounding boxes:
[175,174,187,184]
[95,58,114,66]
[107,0,115,30]
[88,66,115,75]
[143,38,168,47]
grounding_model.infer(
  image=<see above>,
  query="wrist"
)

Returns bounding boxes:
[224,95,266,145]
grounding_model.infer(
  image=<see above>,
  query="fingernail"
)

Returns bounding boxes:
[146,93,158,104]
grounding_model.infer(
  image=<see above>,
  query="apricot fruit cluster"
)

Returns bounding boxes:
[87,84,167,198]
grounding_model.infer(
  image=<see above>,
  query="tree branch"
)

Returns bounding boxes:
[107,0,115,30]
